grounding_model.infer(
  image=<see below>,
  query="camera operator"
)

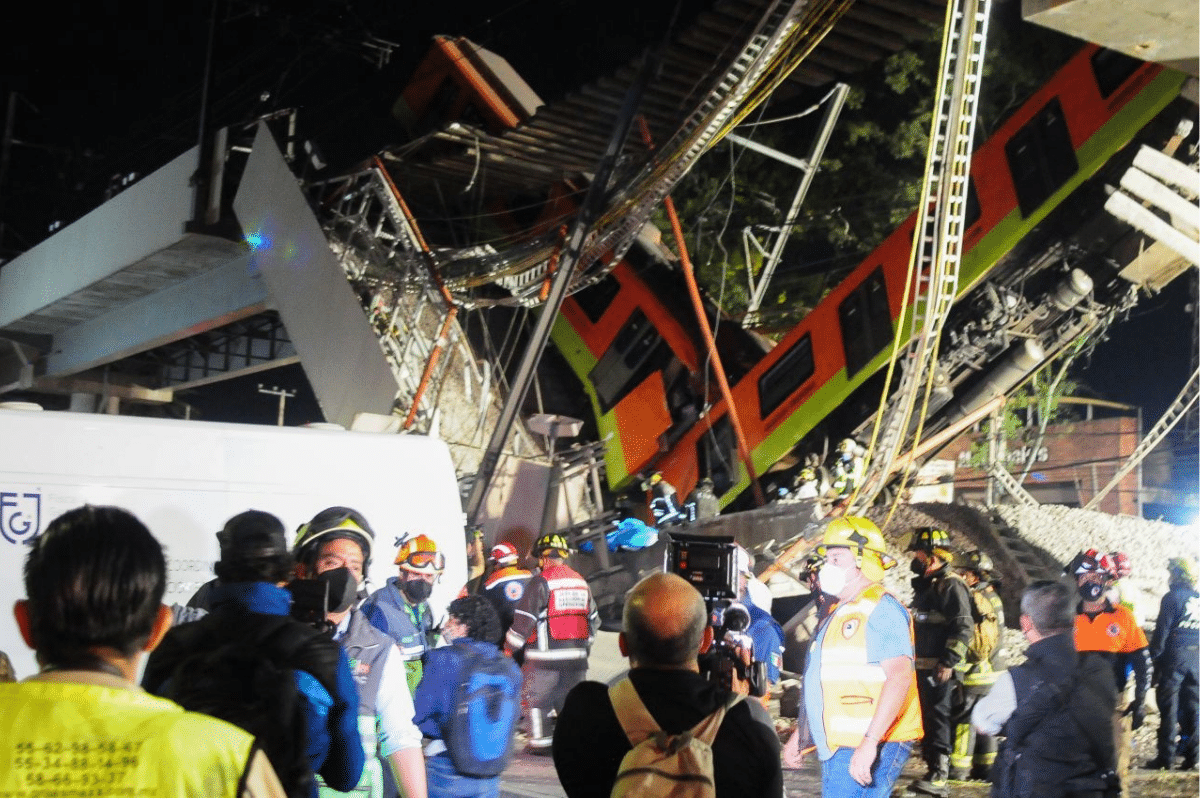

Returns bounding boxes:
[551,572,782,796]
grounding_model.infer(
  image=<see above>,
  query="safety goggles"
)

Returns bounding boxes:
[399,551,445,572]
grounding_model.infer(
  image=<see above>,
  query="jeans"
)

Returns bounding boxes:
[425,753,500,798]
[821,740,913,798]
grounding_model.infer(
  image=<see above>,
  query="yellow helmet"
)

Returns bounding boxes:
[394,534,445,574]
[534,533,572,559]
[819,516,895,581]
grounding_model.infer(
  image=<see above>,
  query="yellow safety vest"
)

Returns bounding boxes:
[817,583,924,749]
[0,681,257,797]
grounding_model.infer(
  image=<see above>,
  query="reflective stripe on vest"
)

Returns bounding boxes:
[819,584,924,749]
[0,681,254,797]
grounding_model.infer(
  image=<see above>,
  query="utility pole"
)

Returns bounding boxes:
[257,384,295,427]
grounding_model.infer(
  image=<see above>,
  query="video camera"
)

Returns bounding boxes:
[287,568,358,636]
[665,532,767,697]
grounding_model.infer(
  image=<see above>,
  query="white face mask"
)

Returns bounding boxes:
[817,563,849,596]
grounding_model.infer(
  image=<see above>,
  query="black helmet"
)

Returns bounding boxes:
[294,506,376,567]
[534,533,572,558]
[906,527,951,554]
[952,549,993,575]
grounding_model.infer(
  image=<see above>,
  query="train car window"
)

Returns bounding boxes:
[1005,97,1078,218]
[697,415,737,496]
[839,267,893,378]
[572,274,621,323]
[965,177,981,230]
[1091,48,1143,99]
[758,333,815,418]
[589,309,669,413]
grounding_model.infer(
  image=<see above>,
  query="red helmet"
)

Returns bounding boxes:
[1100,551,1131,579]
[489,542,519,567]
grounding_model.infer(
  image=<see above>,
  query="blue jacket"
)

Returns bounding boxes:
[362,578,438,663]
[746,601,785,684]
[413,638,521,742]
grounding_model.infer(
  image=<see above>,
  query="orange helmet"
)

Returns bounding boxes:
[394,534,445,575]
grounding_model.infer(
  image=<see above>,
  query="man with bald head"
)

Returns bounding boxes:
[551,572,782,796]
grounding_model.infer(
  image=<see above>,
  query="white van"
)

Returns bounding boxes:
[0,407,466,679]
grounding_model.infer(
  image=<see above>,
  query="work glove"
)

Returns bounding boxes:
[1124,701,1145,730]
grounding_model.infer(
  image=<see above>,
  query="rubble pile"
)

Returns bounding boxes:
[990,504,1195,626]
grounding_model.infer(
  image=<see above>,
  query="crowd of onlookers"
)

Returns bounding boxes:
[0,502,1195,798]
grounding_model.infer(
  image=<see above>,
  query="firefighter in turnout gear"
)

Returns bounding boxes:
[504,533,598,754]
[362,534,445,694]
[947,550,1005,781]
[906,527,973,797]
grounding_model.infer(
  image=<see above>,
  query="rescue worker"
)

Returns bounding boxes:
[293,507,427,799]
[504,533,599,754]
[1146,556,1199,771]
[362,534,445,693]
[684,476,720,521]
[645,471,685,526]
[792,466,824,500]
[1070,549,1152,797]
[947,549,1005,781]
[905,527,973,797]
[795,516,923,796]
[828,438,864,500]
[481,542,534,638]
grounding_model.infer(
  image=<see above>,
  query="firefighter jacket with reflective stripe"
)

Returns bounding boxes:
[959,582,1006,691]
[0,679,259,797]
[910,566,973,670]
[505,563,597,665]
[813,583,924,750]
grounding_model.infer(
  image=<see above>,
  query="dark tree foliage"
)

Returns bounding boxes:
[664,13,1081,336]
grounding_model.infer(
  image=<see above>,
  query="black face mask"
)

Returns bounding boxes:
[1078,581,1105,602]
[403,577,433,603]
[910,558,927,576]
[320,567,358,614]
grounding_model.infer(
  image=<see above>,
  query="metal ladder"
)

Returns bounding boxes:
[1084,367,1200,510]
[850,0,992,513]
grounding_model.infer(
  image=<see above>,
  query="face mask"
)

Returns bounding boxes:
[1078,581,1104,602]
[910,558,926,576]
[817,563,848,596]
[320,567,358,614]
[403,577,433,603]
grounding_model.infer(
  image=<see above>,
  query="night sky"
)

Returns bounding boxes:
[1,1,1195,437]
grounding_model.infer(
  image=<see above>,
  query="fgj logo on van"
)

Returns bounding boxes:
[1,492,41,545]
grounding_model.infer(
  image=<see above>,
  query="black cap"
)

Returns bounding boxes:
[217,510,289,562]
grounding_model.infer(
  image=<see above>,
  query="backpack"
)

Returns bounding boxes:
[442,641,523,778]
[608,677,744,798]
[998,654,1120,797]
[966,586,1000,664]
[152,614,321,797]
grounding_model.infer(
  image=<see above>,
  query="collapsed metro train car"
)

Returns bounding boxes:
[548,44,1188,508]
